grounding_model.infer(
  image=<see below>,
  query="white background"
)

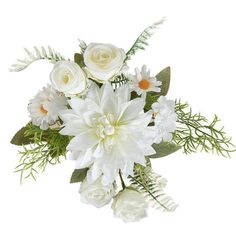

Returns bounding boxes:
[0,0,236,235]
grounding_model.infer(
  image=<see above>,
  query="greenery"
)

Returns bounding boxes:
[70,168,88,183]
[78,38,87,54]
[145,66,171,110]
[148,142,181,158]
[74,53,85,67]
[125,18,165,62]
[173,100,235,157]
[129,159,178,211]
[9,46,65,72]
[11,124,33,146]
[111,74,129,89]
[14,123,70,182]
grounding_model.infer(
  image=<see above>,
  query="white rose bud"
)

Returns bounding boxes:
[111,188,148,222]
[50,61,87,97]
[83,43,125,83]
[79,177,115,208]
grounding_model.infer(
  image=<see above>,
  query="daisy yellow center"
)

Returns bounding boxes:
[138,79,150,90]
[39,105,48,115]
[63,74,70,84]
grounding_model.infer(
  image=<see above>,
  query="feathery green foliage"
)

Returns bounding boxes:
[125,18,165,62]
[173,100,235,157]
[78,38,87,53]
[129,159,178,211]
[10,46,66,72]
[111,74,129,89]
[15,123,70,182]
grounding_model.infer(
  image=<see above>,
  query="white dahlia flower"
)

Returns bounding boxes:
[59,83,156,185]
[128,65,162,95]
[28,85,67,130]
[152,96,177,143]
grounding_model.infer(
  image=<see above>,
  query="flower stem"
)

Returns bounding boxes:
[119,170,126,189]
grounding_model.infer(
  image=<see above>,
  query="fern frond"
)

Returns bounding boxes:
[129,161,178,212]
[10,46,66,72]
[15,123,70,182]
[125,18,166,61]
[78,38,87,53]
[111,74,129,89]
[174,100,235,157]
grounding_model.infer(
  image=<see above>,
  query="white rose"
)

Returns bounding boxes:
[79,177,115,208]
[83,43,125,82]
[111,188,148,222]
[50,61,87,96]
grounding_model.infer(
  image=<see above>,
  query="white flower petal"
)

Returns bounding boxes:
[67,130,98,151]
[119,98,145,123]
[74,148,94,168]
[68,98,86,115]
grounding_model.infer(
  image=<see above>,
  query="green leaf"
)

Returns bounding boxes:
[74,53,85,67]
[11,125,33,146]
[70,168,88,183]
[156,66,171,96]
[148,142,181,158]
[145,67,171,110]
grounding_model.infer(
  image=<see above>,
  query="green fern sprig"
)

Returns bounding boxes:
[129,160,178,211]
[111,74,129,89]
[15,123,70,182]
[78,38,87,53]
[10,46,66,72]
[125,18,166,62]
[174,100,235,157]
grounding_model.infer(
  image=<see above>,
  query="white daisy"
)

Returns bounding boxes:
[128,65,162,95]
[152,96,177,143]
[59,83,156,185]
[28,85,68,130]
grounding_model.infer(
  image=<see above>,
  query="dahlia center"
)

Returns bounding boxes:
[138,79,150,90]
[95,114,116,139]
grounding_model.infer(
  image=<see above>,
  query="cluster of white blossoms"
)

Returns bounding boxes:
[60,83,156,185]
[28,85,67,130]
[12,21,235,223]
[152,96,177,143]
[25,42,177,222]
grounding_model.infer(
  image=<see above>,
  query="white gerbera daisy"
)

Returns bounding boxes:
[152,96,177,143]
[128,65,162,95]
[28,85,67,130]
[59,83,156,185]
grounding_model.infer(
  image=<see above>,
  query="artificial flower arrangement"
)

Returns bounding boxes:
[10,19,235,222]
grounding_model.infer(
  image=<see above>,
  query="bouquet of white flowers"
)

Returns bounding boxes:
[10,19,235,222]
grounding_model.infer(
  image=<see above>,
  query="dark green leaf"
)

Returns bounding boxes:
[74,53,85,67]
[145,67,171,110]
[148,142,181,158]
[156,66,171,97]
[10,125,33,146]
[70,168,88,183]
